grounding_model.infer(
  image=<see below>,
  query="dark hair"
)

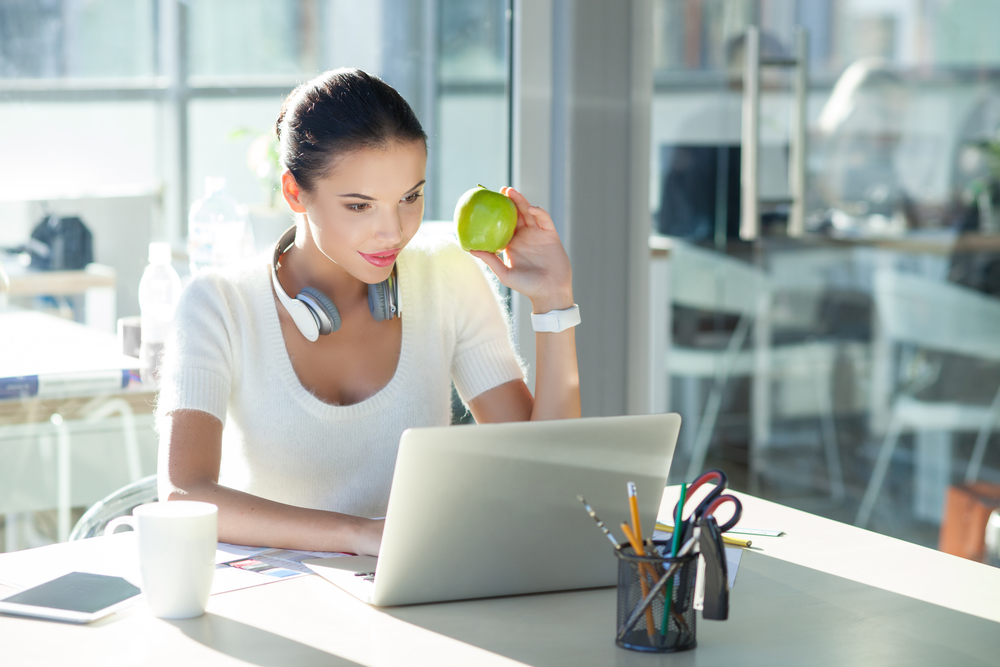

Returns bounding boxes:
[276,68,427,191]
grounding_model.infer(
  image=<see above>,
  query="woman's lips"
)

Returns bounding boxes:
[359,249,400,267]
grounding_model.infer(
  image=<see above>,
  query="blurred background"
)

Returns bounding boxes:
[2,0,1000,568]
[649,0,1000,556]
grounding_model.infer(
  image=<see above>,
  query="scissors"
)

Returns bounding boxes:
[672,469,742,545]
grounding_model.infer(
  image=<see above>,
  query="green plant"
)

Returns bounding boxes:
[230,127,282,207]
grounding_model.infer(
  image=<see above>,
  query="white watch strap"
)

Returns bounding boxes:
[530,304,581,333]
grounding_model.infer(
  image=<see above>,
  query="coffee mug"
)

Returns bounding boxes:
[105,501,218,619]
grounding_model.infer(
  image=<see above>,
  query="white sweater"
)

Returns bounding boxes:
[156,237,524,518]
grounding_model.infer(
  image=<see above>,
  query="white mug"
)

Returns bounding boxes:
[105,501,218,619]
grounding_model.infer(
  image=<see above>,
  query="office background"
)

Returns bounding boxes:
[2,0,1000,563]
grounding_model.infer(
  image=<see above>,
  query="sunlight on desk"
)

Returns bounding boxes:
[1,492,998,666]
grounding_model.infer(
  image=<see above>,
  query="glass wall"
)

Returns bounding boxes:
[0,0,510,551]
[652,0,1000,551]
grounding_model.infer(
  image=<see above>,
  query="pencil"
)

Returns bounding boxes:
[655,521,752,548]
[627,481,643,544]
[577,496,622,551]
[621,522,657,639]
[626,481,654,623]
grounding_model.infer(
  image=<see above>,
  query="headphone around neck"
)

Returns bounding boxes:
[271,226,401,342]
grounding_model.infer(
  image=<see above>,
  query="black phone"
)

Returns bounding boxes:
[0,572,141,624]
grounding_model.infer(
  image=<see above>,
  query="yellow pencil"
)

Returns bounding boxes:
[627,481,643,544]
[654,522,752,548]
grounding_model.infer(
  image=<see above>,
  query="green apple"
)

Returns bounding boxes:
[454,184,518,253]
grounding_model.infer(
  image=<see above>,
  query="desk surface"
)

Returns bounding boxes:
[2,264,116,297]
[1,489,998,666]
[0,310,154,428]
[0,310,137,377]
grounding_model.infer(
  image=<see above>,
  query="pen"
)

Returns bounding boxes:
[671,483,687,557]
[726,527,784,537]
[654,522,752,548]
[662,482,686,636]
[621,522,657,639]
[577,496,622,551]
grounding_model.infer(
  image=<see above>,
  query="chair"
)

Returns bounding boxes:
[69,474,158,540]
[651,240,844,496]
[855,270,1000,528]
[658,240,766,483]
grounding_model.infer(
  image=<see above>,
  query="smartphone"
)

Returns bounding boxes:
[0,572,141,624]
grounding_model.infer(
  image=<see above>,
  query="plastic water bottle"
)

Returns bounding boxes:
[188,176,251,274]
[138,242,182,385]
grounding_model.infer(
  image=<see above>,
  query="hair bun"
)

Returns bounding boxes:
[275,68,426,191]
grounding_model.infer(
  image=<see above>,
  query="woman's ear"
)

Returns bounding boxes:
[281,170,307,213]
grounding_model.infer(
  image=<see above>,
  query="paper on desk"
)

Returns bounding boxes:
[725,548,742,588]
[0,535,350,597]
[212,544,351,595]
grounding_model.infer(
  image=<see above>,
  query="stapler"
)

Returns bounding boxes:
[698,514,730,620]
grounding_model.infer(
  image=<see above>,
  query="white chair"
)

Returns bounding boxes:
[69,474,157,541]
[855,270,1000,528]
[659,241,765,483]
[651,239,844,496]
[54,396,145,541]
[3,396,146,547]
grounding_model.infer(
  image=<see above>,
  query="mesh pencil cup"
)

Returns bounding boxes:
[615,543,697,653]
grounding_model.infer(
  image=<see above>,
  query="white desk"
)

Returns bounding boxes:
[1,489,998,666]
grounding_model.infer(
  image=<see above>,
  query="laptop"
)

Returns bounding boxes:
[304,413,680,606]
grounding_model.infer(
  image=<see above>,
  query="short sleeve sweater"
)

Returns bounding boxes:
[155,236,525,518]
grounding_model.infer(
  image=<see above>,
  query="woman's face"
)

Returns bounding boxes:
[297,140,427,284]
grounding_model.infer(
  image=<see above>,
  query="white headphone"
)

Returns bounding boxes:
[271,226,400,342]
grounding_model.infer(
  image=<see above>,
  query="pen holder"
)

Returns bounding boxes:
[615,544,697,653]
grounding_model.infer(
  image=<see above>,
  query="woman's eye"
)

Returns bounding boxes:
[402,192,422,204]
[347,202,369,212]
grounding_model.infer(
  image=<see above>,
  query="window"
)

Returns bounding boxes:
[0,0,511,552]
[0,0,511,313]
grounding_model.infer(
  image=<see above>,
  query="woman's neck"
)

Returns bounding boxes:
[279,225,368,309]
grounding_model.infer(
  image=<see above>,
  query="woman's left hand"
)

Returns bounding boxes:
[470,187,574,313]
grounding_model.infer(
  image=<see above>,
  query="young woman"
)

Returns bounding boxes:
[156,68,580,556]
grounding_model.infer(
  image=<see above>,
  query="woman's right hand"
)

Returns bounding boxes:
[469,187,573,315]
[353,518,386,556]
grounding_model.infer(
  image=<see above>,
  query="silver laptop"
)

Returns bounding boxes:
[304,413,680,606]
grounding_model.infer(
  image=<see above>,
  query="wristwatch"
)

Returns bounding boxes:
[530,304,581,333]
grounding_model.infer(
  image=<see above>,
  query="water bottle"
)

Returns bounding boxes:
[138,242,182,385]
[188,176,251,274]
